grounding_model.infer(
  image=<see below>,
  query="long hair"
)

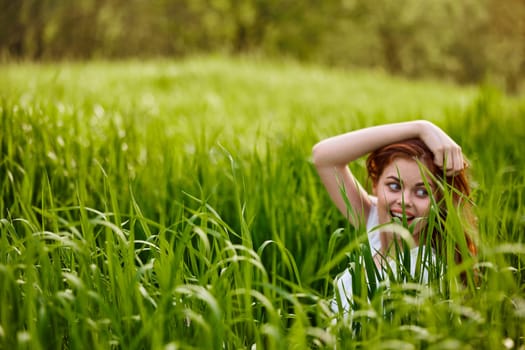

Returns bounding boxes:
[365,138,478,276]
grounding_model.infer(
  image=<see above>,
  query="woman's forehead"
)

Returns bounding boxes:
[382,158,434,182]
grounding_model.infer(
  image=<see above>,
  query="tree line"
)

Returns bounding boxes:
[1,0,524,93]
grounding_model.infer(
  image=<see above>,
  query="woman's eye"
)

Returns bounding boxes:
[388,183,401,191]
[415,188,429,197]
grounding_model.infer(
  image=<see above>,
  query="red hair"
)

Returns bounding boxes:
[366,138,477,279]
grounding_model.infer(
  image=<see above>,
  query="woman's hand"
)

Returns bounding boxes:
[418,121,465,175]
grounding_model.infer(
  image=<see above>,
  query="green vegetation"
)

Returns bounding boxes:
[1,57,524,349]
[2,0,525,93]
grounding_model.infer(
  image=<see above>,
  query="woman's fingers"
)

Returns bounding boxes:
[431,144,465,175]
[442,146,465,175]
[444,151,456,175]
[419,121,466,175]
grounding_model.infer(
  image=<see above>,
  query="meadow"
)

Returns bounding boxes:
[0,57,524,349]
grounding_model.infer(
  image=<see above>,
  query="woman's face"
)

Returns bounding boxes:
[373,157,435,238]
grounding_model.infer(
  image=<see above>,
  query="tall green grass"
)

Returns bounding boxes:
[0,57,524,349]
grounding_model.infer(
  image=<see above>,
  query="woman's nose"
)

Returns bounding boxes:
[396,190,413,206]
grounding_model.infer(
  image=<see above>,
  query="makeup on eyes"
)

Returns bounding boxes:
[385,176,431,196]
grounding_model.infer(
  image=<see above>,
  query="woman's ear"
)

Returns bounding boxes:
[372,183,378,196]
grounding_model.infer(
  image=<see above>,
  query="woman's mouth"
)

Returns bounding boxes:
[390,211,415,223]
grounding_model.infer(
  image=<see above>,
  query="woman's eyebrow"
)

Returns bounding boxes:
[415,182,436,190]
[386,176,401,182]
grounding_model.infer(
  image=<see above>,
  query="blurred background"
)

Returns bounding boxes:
[1,0,524,94]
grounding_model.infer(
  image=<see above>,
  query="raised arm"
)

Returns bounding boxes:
[312,120,464,227]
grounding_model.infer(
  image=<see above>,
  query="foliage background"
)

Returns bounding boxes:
[1,0,525,93]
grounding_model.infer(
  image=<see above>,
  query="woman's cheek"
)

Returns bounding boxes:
[418,198,432,217]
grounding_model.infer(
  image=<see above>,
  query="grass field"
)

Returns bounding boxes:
[1,56,524,349]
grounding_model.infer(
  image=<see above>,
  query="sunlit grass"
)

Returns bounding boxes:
[0,56,524,349]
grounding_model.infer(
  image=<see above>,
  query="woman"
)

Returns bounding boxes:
[312,120,477,313]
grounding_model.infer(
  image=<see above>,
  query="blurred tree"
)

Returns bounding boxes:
[486,0,525,93]
[444,0,491,84]
[0,0,47,59]
[0,0,523,93]
[322,0,490,78]
[261,0,333,60]
[0,1,25,57]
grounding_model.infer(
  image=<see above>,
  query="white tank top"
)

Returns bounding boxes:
[366,196,382,253]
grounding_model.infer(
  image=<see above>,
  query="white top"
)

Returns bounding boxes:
[366,196,382,254]
[331,196,436,314]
